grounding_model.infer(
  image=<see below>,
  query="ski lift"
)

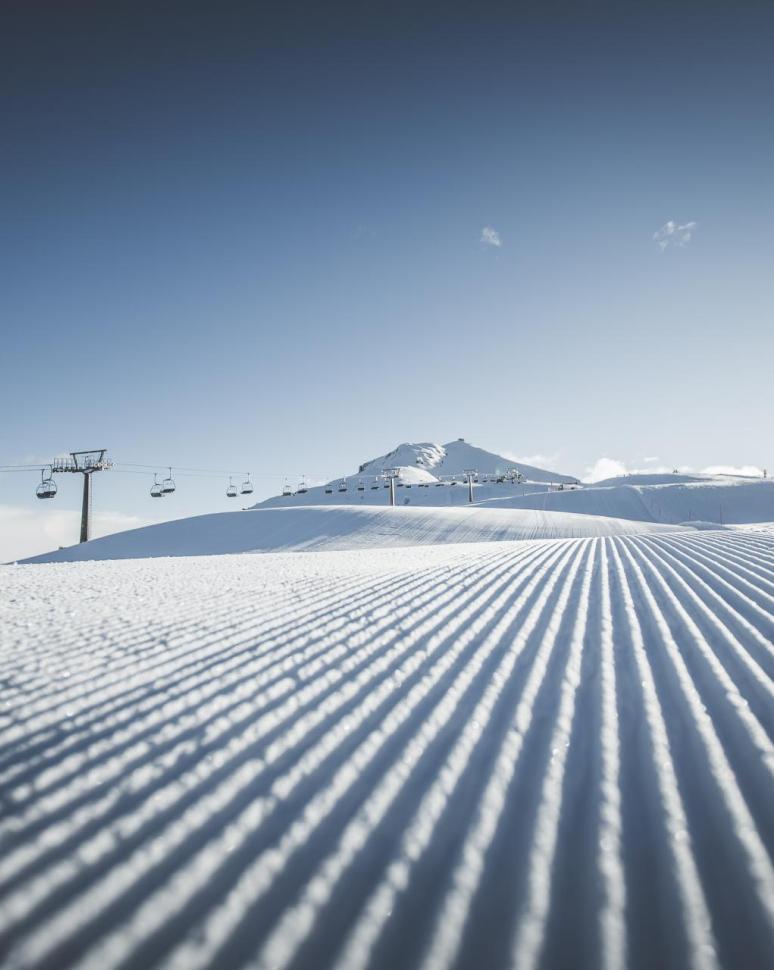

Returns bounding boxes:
[297,477,308,494]
[370,479,380,490]
[226,477,238,498]
[338,479,348,493]
[162,467,176,494]
[357,479,365,491]
[325,484,333,494]
[435,481,444,487]
[282,479,293,497]
[240,473,254,495]
[35,468,57,500]
[150,474,164,498]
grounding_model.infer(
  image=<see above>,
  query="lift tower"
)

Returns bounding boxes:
[382,467,400,507]
[51,450,112,543]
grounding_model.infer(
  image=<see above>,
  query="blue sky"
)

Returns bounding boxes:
[1,1,773,559]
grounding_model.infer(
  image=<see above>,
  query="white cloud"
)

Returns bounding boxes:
[0,506,152,563]
[653,220,696,251]
[583,458,697,483]
[583,458,629,483]
[480,226,501,247]
[502,452,560,470]
[702,464,764,478]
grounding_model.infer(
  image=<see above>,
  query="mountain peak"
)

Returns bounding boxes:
[359,439,576,484]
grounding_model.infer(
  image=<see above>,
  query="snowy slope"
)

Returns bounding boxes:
[21,505,679,564]
[2,528,773,969]
[258,476,557,510]
[481,476,774,525]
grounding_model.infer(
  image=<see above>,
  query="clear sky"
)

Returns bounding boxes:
[1,0,773,560]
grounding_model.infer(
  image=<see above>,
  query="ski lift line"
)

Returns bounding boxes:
[115,462,318,478]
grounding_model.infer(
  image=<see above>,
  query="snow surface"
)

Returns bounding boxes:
[20,505,678,564]
[480,477,774,525]
[2,528,773,969]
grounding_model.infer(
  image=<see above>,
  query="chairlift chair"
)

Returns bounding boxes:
[357,479,365,491]
[325,484,333,494]
[35,468,57,500]
[297,477,308,494]
[240,473,254,495]
[338,479,348,493]
[162,467,176,494]
[282,479,293,497]
[150,474,164,498]
[370,479,380,490]
[226,477,238,498]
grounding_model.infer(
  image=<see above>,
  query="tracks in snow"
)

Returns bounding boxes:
[1,531,773,969]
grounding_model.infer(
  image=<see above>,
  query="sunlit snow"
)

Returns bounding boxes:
[2,527,773,969]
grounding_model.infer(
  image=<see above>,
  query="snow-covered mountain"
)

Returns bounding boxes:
[357,439,577,484]
[255,439,578,511]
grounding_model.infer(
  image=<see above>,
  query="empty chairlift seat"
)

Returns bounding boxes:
[162,468,176,494]
[35,469,57,500]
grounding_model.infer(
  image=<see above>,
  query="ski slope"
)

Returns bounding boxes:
[21,505,679,564]
[2,528,773,969]
[481,477,774,525]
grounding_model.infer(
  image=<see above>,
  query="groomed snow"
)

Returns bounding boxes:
[2,528,773,969]
[20,505,680,564]
[480,477,774,525]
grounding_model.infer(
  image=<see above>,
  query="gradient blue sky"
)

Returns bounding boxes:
[2,1,773,558]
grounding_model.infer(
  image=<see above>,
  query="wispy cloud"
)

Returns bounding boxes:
[653,220,696,251]
[480,226,501,248]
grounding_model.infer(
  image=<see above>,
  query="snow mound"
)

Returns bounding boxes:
[591,473,707,487]
[480,476,774,525]
[2,528,773,969]
[21,505,680,564]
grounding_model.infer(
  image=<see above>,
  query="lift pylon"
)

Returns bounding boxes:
[50,449,112,543]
